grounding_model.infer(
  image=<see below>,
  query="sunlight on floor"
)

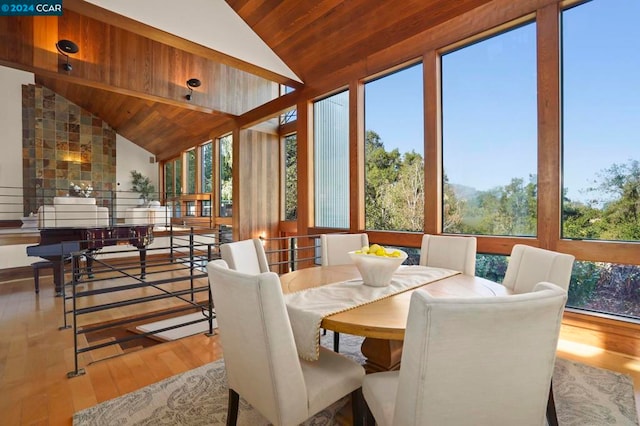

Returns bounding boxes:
[557,339,605,358]
[623,359,640,373]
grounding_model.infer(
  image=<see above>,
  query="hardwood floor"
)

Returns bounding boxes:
[0,274,638,425]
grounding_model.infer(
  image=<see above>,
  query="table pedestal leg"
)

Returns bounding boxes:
[361,338,403,373]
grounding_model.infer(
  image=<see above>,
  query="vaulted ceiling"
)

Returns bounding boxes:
[0,0,491,161]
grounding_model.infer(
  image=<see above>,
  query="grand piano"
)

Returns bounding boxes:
[26,225,154,296]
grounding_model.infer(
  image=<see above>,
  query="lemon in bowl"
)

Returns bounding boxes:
[348,245,408,287]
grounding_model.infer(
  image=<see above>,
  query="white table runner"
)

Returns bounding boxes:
[284,265,459,361]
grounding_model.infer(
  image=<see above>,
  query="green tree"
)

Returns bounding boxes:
[130,170,155,203]
[202,142,213,193]
[284,134,297,220]
[443,173,465,233]
[562,198,601,239]
[447,176,537,236]
[564,160,640,241]
[220,136,233,203]
[592,160,640,240]
[364,130,401,230]
[186,149,196,194]
[378,151,424,231]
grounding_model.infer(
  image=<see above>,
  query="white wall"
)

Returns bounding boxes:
[115,134,159,218]
[0,65,34,220]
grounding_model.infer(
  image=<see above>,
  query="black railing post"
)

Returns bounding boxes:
[67,252,86,377]
[189,227,195,301]
[170,222,174,262]
[290,237,296,271]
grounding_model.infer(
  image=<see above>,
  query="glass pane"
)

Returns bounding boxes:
[186,149,196,194]
[164,162,173,197]
[280,85,297,124]
[442,23,538,236]
[568,261,639,320]
[185,201,196,216]
[314,91,349,228]
[284,134,297,221]
[201,142,213,193]
[201,200,211,217]
[364,63,424,231]
[281,108,297,125]
[174,158,182,196]
[562,0,640,242]
[219,135,233,217]
[475,253,508,284]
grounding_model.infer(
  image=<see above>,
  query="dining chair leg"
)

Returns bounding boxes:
[333,331,340,352]
[351,388,365,426]
[546,381,559,426]
[226,389,239,426]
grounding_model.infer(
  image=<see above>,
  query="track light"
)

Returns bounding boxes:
[185,78,201,101]
[55,39,79,72]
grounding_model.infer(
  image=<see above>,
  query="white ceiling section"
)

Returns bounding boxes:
[84,0,303,83]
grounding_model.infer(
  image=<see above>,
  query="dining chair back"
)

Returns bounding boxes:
[321,233,369,266]
[419,234,477,275]
[503,244,575,294]
[320,233,370,352]
[363,282,568,426]
[501,244,575,426]
[220,238,269,274]
[206,259,365,426]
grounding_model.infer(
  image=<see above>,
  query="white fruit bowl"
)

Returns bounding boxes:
[348,249,408,287]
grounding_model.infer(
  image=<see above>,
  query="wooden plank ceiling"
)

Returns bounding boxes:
[1,0,491,160]
[227,0,493,84]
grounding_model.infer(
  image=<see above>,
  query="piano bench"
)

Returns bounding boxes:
[32,261,55,294]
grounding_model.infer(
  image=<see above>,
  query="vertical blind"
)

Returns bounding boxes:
[314,91,350,228]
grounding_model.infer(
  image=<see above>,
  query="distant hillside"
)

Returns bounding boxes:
[448,183,479,201]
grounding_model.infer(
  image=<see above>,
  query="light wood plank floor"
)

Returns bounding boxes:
[1,274,638,425]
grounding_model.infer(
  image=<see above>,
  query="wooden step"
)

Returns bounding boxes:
[84,337,124,363]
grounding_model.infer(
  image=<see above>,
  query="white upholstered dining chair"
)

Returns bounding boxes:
[220,238,269,274]
[362,282,568,426]
[503,244,575,294]
[206,260,365,426]
[320,232,370,352]
[419,234,477,275]
[502,244,575,426]
[320,233,369,266]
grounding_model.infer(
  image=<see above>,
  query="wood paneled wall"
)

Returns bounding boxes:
[233,128,280,243]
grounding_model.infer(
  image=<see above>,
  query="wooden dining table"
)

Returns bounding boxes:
[280,264,512,373]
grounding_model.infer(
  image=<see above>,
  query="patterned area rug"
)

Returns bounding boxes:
[74,334,639,426]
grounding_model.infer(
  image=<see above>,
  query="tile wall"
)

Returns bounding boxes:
[22,85,116,215]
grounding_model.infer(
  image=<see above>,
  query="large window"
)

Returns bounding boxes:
[164,157,182,197]
[364,63,424,232]
[186,149,196,194]
[201,141,213,194]
[562,0,640,242]
[219,134,233,217]
[314,91,350,228]
[284,133,297,221]
[164,161,173,198]
[174,159,182,196]
[562,0,640,320]
[442,23,538,236]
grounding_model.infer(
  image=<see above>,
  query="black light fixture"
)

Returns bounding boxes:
[185,78,201,101]
[55,39,79,72]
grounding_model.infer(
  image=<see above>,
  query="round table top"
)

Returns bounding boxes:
[280,264,511,340]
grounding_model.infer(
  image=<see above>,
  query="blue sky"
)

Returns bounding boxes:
[364,0,639,202]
